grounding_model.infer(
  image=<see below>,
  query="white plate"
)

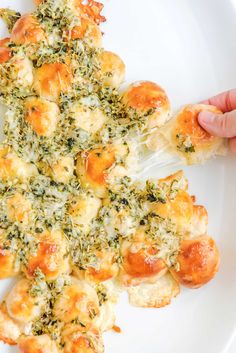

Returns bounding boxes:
[1,1,236,352]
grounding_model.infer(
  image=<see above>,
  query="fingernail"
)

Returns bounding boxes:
[198,111,216,125]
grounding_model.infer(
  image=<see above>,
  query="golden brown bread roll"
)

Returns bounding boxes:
[74,250,119,283]
[67,17,102,47]
[50,156,75,183]
[23,229,70,280]
[33,62,73,102]
[123,81,171,129]
[6,278,46,324]
[76,146,116,198]
[53,278,100,327]
[120,240,167,286]
[171,235,220,288]
[11,14,46,45]
[0,146,38,181]
[24,97,60,137]
[98,51,125,88]
[69,102,107,134]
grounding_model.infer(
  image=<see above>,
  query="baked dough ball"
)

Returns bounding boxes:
[68,17,102,47]
[33,62,73,102]
[11,14,46,45]
[150,189,194,232]
[7,192,32,224]
[12,56,34,87]
[24,97,60,137]
[120,240,167,286]
[0,305,20,345]
[84,251,119,283]
[39,157,75,183]
[6,278,46,324]
[148,171,209,236]
[0,56,34,91]
[0,230,19,279]
[74,250,119,283]
[122,81,171,129]
[146,170,191,230]
[98,51,125,88]
[68,192,101,234]
[162,104,226,164]
[76,144,129,198]
[24,229,70,280]
[0,246,18,279]
[0,147,38,181]
[76,146,116,198]
[70,103,107,133]
[0,38,11,64]
[18,334,59,353]
[61,325,104,353]
[53,278,100,326]
[50,156,75,183]
[127,272,180,308]
[171,235,220,288]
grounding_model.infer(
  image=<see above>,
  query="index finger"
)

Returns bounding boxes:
[201,89,236,113]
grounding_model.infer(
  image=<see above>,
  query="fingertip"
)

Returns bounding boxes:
[229,137,236,154]
[198,111,216,128]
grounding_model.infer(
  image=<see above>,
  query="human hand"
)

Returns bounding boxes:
[198,89,236,153]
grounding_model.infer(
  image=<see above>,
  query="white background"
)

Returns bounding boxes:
[0,0,236,352]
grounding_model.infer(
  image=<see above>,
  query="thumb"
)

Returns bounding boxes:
[198,110,236,138]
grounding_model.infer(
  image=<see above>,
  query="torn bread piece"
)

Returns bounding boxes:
[160,104,227,165]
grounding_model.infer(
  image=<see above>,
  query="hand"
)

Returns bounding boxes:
[198,89,236,153]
